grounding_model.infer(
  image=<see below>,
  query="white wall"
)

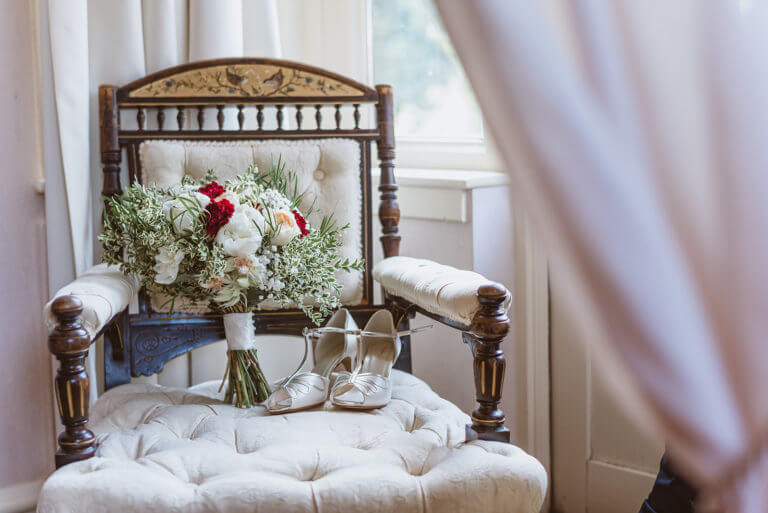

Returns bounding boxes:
[0,0,55,502]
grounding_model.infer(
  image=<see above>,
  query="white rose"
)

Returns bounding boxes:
[153,247,184,284]
[215,204,265,257]
[270,210,301,246]
[163,192,210,234]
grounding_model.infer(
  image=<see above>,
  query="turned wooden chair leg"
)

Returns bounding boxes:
[49,296,95,467]
[466,283,511,443]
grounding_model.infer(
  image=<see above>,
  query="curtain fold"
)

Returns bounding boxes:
[47,0,91,276]
[435,0,768,510]
[47,0,282,395]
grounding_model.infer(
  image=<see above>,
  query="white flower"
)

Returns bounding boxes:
[200,275,224,291]
[245,255,272,288]
[167,183,199,195]
[270,210,301,246]
[153,247,184,284]
[258,188,292,210]
[215,204,266,257]
[213,283,241,306]
[163,192,210,234]
[216,190,240,205]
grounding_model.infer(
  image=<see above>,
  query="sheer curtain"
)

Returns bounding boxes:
[435,0,768,510]
[46,0,281,397]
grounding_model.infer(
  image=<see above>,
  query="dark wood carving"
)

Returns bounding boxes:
[375,85,400,258]
[131,319,224,377]
[49,296,95,468]
[466,283,511,443]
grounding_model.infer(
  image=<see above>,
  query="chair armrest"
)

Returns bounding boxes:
[44,263,139,340]
[373,256,511,327]
[45,264,137,468]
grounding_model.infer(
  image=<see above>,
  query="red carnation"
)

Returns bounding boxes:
[199,181,226,200]
[204,199,235,237]
[292,210,309,237]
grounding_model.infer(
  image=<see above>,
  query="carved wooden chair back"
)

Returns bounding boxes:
[99,58,403,390]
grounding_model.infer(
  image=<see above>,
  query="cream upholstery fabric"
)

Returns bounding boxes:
[38,371,546,513]
[139,139,363,308]
[373,257,511,326]
[44,264,139,338]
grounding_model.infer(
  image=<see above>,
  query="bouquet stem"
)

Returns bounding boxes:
[221,311,271,408]
[222,349,270,408]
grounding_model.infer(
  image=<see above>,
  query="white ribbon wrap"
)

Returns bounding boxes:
[223,312,256,350]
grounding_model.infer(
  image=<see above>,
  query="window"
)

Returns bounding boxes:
[372,0,493,169]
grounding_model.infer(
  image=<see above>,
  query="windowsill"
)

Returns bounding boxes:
[372,168,510,223]
[376,168,509,190]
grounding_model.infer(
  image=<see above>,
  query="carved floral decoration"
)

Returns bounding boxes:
[129,65,365,98]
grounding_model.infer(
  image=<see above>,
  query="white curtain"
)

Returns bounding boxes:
[47,0,282,396]
[434,0,768,510]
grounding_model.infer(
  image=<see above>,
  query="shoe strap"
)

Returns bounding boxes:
[303,324,433,339]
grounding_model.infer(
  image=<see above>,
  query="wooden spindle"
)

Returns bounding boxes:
[315,105,322,129]
[99,86,122,199]
[137,107,145,131]
[197,106,204,130]
[276,105,284,131]
[157,108,165,131]
[295,105,303,130]
[176,107,184,130]
[216,105,224,131]
[334,104,341,129]
[375,85,400,258]
[237,105,244,130]
[256,105,264,130]
[353,104,361,130]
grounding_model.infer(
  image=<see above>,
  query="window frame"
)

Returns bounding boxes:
[365,0,498,171]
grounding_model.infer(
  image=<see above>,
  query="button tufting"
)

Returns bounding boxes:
[44,371,546,513]
[313,169,326,181]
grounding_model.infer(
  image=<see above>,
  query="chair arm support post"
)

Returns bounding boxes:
[466,283,511,443]
[48,295,95,467]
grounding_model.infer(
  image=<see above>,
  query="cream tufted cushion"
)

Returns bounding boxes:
[373,257,512,326]
[139,139,364,308]
[44,264,139,338]
[38,371,546,513]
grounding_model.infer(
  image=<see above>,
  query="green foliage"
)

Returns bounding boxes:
[99,160,363,324]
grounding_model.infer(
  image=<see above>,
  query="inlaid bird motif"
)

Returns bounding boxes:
[263,69,284,90]
[225,68,247,86]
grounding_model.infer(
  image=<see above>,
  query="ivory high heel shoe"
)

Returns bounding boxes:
[331,310,431,410]
[265,308,357,413]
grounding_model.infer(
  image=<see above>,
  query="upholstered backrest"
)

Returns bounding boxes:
[139,139,364,308]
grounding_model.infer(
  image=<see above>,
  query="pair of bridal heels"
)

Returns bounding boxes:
[265,309,428,413]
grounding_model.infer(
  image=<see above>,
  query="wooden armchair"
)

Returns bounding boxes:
[46,58,513,471]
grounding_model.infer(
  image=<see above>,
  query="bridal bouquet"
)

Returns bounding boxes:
[100,161,362,408]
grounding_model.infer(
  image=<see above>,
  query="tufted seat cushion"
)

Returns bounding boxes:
[373,257,512,326]
[38,371,546,513]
